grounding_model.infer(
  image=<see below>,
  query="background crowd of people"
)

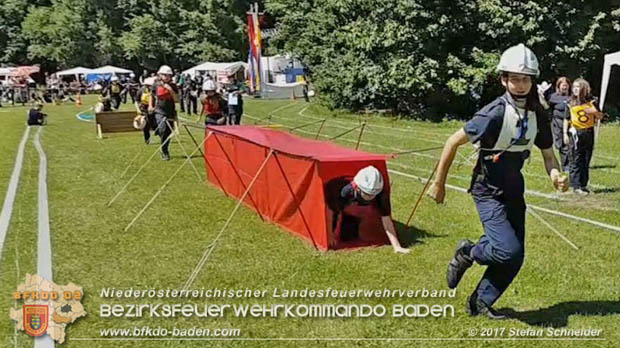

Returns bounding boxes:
[123,65,247,160]
[540,76,604,195]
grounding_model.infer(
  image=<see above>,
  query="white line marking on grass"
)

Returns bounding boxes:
[388,169,620,235]
[0,126,30,263]
[528,209,579,250]
[595,153,620,162]
[527,205,620,234]
[33,127,55,348]
[268,101,299,116]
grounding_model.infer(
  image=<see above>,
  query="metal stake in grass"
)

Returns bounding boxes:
[355,122,367,150]
[124,133,213,231]
[405,161,439,227]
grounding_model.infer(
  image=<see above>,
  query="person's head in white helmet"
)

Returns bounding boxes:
[203,80,217,97]
[158,65,173,83]
[497,43,540,106]
[353,166,384,201]
[111,75,119,84]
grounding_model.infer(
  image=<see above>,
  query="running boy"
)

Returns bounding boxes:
[428,44,569,319]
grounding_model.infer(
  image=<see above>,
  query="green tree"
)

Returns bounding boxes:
[0,0,50,64]
[267,0,620,119]
[22,0,98,69]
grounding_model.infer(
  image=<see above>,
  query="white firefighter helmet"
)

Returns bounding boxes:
[157,65,173,75]
[203,80,216,91]
[353,166,384,196]
[497,43,540,77]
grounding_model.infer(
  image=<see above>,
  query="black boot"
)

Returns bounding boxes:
[466,291,507,320]
[447,239,474,289]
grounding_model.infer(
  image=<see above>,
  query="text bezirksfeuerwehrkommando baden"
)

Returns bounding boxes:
[100,303,455,318]
[100,287,456,299]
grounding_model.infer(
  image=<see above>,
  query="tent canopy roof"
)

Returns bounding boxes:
[207,126,386,161]
[183,61,247,76]
[605,51,620,65]
[89,65,133,74]
[56,67,93,76]
[0,66,39,77]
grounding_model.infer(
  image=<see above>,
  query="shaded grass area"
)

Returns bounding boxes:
[0,97,617,347]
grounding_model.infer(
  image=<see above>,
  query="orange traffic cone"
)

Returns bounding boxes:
[76,92,82,106]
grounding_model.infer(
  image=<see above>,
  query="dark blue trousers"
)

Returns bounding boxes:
[470,196,526,307]
[569,128,594,190]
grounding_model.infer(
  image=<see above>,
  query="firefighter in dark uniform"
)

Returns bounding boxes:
[324,166,410,253]
[102,75,122,110]
[149,65,179,161]
[428,44,569,319]
[542,77,571,171]
[27,104,47,126]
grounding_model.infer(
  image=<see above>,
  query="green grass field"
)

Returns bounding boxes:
[0,96,619,347]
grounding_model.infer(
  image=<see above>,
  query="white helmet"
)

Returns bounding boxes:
[110,75,119,82]
[353,166,384,196]
[497,43,540,77]
[158,65,173,75]
[203,80,216,91]
[129,72,135,78]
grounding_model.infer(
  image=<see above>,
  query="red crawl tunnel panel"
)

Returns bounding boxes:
[203,126,391,251]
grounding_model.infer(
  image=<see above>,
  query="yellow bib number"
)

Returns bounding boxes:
[570,102,595,129]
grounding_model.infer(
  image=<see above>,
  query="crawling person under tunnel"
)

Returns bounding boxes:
[324,166,410,254]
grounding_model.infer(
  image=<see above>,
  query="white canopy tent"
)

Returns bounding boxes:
[182,61,247,83]
[0,67,13,82]
[600,51,620,111]
[56,66,94,78]
[89,65,133,75]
